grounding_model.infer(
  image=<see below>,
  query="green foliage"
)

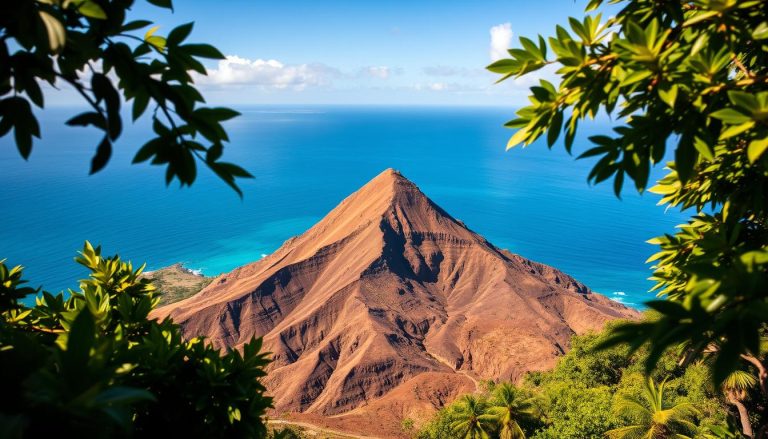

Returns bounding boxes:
[417,406,461,439]
[450,394,497,439]
[0,242,272,438]
[417,318,740,439]
[419,387,540,439]
[606,378,699,438]
[269,426,305,439]
[487,383,539,439]
[489,0,768,389]
[0,0,252,195]
[402,417,416,433]
[532,383,615,439]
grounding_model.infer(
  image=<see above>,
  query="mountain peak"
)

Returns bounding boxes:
[153,169,638,435]
[377,167,404,180]
[305,168,448,244]
[352,168,419,202]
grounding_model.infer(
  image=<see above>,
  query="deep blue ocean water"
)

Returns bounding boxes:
[0,106,687,308]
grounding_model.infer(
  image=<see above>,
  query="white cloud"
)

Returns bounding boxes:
[197,55,339,90]
[359,66,393,80]
[411,82,483,93]
[428,82,447,91]
[489,23,513,61]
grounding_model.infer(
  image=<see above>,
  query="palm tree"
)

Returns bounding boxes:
[450,394,496,439]
[486,383,539,439]
[606,377,700,439]
[722,370,757,438]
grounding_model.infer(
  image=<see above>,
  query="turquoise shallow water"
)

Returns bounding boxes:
[0,106,686,308]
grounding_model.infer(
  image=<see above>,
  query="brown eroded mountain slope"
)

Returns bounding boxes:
[153,168,637,424]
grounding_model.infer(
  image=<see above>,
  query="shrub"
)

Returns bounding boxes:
[0,242,272,438]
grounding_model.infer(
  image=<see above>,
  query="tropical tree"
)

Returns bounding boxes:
[418,327,735,439]
[721,370,757,438]
[606,378,700,439]
[487,0,768,392]
[488,383,539,439]
[1,0,251,194]
[450,395,497,439]
[0,242,272,437]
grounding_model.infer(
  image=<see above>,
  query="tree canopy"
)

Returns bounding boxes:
[417,319,744,439]
[1,0,251,195]
[488,0,768,393]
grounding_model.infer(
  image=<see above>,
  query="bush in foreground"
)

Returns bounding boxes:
[0,242,272,438]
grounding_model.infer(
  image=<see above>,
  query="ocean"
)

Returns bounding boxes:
[0,106,687,308]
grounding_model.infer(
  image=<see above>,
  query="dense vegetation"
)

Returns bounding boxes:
[489,0,768,433]
[417,317,762,439]
[0,243,272,438]
[1,0,251,194]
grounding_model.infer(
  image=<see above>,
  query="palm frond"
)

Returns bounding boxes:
[605,424,646,439]
[722,370,757,392]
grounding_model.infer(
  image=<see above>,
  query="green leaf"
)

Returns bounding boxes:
[748,138,768,163]
[90,136,112,174]
[206,143,223,163]
[564,119,577,153]
[658,84,677,108]
[181,44,225,60]
[578,145,610,159]
[486,59,520,74]
[122,20,153,32]
[78,1,107,19]
[547,111,563,148]
[146,0,173,10]
[619,70,653,87]
[519,36,542,59]
[4,97,40,159]
[146,36,166,51]
[675,134,697,183]
[506,127,530,150]
[66,112,106,130]
[92,74,121,139]
[683,10,719,27]
[613,169,624,197]
[752,22,768,40]
[503,118,529,129]
[167,22,194,46]
[214,162,253,179]
[727,91,759,112]
[21,77,44,108]
[709,108,752,124]
[719,122,754,140]
[132,93,149,122]
[585,0,602,11]
[693,136,715,161]
[144,25,166,51]
[133,138,162,164]
[63,308,95,371]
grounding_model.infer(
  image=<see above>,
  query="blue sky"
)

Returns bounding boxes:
[58,1,606,105]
